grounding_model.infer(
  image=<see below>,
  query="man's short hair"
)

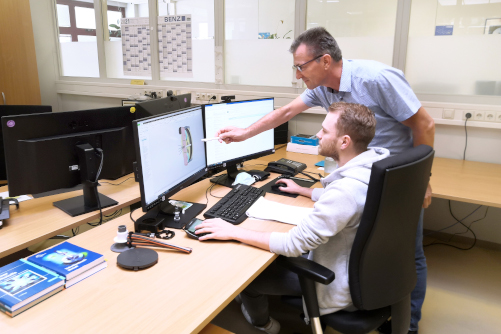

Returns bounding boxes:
[289,27,342,62]
[329,102,376,152]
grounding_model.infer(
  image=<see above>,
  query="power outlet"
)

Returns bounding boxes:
[473,110,485,121]
[195,92,201,100]
[485,111,495,122]
[200,92,207,100]
[496,112,501,123]
[462,110,474,120]
[207,93,217,102]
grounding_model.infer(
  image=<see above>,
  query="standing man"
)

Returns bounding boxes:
[216,27,434,334]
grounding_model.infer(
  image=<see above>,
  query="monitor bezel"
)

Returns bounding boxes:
[202,97,276,170]
[132,106,207,212]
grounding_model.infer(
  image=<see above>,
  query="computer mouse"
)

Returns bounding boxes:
[271,182,288,192]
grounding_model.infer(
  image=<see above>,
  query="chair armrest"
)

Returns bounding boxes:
[276,255,335,285]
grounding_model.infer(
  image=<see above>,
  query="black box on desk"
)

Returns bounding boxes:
[274,122,288,145]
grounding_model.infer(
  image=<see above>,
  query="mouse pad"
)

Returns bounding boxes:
[260,176,316,198]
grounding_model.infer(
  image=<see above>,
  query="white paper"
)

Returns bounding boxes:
[0,191,32,202]
[246,197,313,225]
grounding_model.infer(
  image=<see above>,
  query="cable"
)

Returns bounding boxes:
[130,207,139,224]
[127,233,192,253]
[424,200,488,250]
[275,144,287,150]
[298,171,320,182]
[92,148,104,226]
[100,177,134,186]
[463,113,471,160]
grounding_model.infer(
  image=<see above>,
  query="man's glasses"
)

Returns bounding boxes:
[292,54,324,72]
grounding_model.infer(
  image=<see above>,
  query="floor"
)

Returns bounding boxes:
[212,244,501,334]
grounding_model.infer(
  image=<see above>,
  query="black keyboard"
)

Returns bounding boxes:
[203,184,265,224]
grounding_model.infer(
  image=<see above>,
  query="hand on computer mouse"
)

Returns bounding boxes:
[271,179,305,194]
[271,182,288,192]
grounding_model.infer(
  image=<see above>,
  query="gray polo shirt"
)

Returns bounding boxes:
[300,59,421,155]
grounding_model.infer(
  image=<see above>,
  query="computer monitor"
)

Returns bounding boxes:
[134,93,191,119]
[203,98,275,187]
[0,105,52,180]
[132,105,207,230]
[2,106,137,216]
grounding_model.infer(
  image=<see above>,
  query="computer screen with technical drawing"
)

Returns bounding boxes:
[135,106,206,208]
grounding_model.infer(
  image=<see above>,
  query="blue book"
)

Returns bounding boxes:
[0,259,64,313]
[27,242,104,281]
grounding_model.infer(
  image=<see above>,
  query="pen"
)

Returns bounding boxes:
[201,137,221,142]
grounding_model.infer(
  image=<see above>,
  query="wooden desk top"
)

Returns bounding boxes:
[0,174,140,259]
[0,173,318,333]
[430,157,501,208]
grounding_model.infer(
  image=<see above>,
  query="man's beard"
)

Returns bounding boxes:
[319,138,339,162]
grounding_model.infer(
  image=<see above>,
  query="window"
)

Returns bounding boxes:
[406,0,501,96]
[307,0,398,66]
[224,0,295,87]
[158,0,215,83]
[102,0,151,79]
[56,0,99,77]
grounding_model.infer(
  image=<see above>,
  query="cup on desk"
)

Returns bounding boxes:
[324,157,337,174]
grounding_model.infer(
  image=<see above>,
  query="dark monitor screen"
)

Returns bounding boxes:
[134,93,191,119]
[2,106,136,197]
[0,105,52,180]
[202,98,275,187]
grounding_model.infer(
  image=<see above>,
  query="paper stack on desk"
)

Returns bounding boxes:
[246,197,313,225]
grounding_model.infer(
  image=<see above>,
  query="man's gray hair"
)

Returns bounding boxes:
[289,27,342,62]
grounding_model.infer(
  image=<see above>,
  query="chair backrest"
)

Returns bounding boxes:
[348,145,434,310]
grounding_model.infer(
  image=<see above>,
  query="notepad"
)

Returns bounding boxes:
[246,197,313,225]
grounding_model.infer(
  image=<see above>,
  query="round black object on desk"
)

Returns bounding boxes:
[117,248,158,271]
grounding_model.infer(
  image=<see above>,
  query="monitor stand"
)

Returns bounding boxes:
[210,164,246,188]
[53,143,117,217]
[53,180,117,217]
[134,200,206,231]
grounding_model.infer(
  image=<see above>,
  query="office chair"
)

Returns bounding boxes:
[277,145,434,334]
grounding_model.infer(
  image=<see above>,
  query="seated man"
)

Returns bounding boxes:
[195,102,390,334]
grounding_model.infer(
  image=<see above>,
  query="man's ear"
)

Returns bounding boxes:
[340,135,351,150]
[323,54,332,69]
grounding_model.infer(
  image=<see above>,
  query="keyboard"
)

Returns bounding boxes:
[203,184,265,224]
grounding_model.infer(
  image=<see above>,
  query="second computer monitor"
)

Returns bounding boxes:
[203,98,275,187]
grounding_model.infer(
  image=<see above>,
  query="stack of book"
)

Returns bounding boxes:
[0,241,106,317]
[287,134,319,155]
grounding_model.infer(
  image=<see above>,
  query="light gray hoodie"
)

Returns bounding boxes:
[269,147,390,315]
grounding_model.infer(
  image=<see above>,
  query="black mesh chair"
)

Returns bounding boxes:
[278,145,434,334]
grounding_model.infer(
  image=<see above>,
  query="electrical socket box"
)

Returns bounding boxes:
[200,93,207,100]
[496,112,501,123]
[143,90,163,98]
[485,111,495,122]
[207,93,217,102]
[195,92,201,100]
[462,110,474,120]
[473,110,485,121]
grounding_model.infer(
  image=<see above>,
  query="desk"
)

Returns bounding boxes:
[430,157,501,208]
[0,165,319,333]
[0,174,140,259]
[1,146,498,332]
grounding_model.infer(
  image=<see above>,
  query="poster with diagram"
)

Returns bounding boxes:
[121,17,151,76]
[158,15,193,77]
